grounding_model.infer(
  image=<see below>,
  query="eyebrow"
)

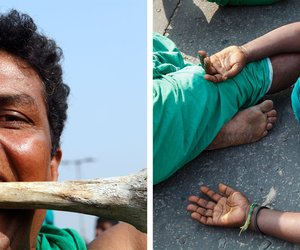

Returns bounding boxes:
[0,94,38,109]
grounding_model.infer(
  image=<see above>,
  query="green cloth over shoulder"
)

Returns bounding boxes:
[36,224,86,250]
[207,0,279,6]
[153,33,271,185]
[291,78,300,123]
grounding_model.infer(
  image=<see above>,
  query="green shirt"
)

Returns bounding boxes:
[36,224,87,250]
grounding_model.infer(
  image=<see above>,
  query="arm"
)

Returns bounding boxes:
[87,223,147,250]
[243,22,300,61]
[187,183,300,243]
[203,22,300,82]
[251,209,300,243]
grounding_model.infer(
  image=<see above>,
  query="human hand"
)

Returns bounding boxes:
[199,45,247,83]
[187,183,250,228]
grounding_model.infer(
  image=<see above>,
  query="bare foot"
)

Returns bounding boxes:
[207,100,276,150]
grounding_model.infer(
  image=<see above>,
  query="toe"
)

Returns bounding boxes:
[266,123,273,130]
[268,116,277,124]
[262,130,268,137]
[267,109,277,118]
[259,100,274,113]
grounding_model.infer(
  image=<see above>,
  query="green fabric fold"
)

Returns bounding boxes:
[36,224,86,250]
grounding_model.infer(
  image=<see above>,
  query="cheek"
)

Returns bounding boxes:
[1,130,52,181]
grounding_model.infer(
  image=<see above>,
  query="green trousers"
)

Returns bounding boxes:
[153,33,271,184]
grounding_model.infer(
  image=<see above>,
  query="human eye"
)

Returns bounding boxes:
[0,110,32,128]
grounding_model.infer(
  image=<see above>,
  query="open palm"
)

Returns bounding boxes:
[187,183,250,228]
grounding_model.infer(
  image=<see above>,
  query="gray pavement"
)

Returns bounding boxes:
[153,0,300,249]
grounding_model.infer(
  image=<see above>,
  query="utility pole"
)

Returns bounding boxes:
[62,157,95,180]
[60,157,96,241]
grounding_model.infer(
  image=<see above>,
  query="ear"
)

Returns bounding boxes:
[49,148,62,181]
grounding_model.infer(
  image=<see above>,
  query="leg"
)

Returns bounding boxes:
[207,100,276,150]
[208,53,300,150]
[268,53,300,94]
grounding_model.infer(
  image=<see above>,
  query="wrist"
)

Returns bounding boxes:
[252,206,269,234]
[239,203,257,235]
[243,203,251,227]
[249,206,257,231]
[239,45,250,63]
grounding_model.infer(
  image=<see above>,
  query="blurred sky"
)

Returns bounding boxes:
[0,0,146,243]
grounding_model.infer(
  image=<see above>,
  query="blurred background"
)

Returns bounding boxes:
[1,0,146,243]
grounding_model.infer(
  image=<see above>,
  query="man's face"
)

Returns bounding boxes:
[0,51,61,248]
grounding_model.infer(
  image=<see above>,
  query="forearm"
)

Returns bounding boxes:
[250,208,300,243]
[243,22,300,62]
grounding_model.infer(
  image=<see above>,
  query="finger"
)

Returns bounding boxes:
[223,63,242,79]
[187,203,199,212]
[191,212,214,226]
[204,74,217,82]
[204,57,217,75]
[198,50,208,58]
[187,204,214,217]
[204,74,226,83]
[207,55,228,75]
[203,208,213,217]
[187,204,211,215]
[218,183,237,197]
[200,186,223,202]
[188,196,216,209]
